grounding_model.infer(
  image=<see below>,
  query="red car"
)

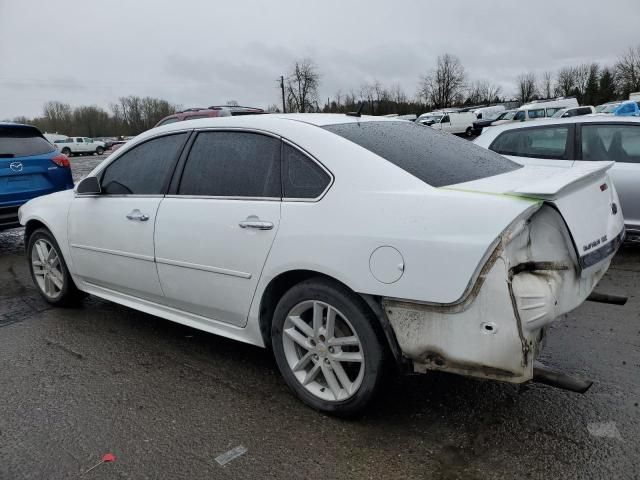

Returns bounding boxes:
[155,105,264,127]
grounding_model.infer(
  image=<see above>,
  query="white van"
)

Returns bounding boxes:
[430,112,477,135]
[514,98,579,122]
[473,105,505,121]
[630,92,640,102]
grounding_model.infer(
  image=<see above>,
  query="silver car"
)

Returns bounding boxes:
[474,116,640,239]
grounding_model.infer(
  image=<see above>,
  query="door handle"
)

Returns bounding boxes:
[126,209,149,221]
[239,220,274,230]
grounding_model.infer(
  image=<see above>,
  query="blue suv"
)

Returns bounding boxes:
[0,123,74,230]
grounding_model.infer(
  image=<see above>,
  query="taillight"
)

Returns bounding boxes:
[51,154,70,168]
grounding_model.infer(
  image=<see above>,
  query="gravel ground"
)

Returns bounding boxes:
[0,155,639,479]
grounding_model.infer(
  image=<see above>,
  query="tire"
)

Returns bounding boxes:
[61,147,71,156]
[96,147,104,155]
[27,228,83,307]
[271,277,386,416]
[465,126,473,137]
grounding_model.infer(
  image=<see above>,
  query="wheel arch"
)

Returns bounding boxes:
[257,269,409,371]
[24,218,50,248]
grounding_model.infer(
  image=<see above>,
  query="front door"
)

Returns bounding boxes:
[68,132,189,301]
[154,130,282,326]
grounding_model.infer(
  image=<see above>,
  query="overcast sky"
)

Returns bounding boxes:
[1,0,639,119]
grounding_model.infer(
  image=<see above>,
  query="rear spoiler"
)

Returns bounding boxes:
[509,161,614,199]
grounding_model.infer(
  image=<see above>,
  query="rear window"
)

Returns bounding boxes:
[0,126,55,157]
[323,121,521,187]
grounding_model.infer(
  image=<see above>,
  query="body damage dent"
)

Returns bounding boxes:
[383,204,609,383]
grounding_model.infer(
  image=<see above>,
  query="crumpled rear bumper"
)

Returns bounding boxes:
[383,205,615,383]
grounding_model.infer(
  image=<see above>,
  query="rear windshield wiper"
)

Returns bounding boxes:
[0,153,16,158]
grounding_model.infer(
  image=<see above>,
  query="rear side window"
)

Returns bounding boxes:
[101,133,188,195]
[0,126,54,157]
[490,126,570,160]
[323,121,520,187]
[282,144,330,199]
[581,124,640,163]
[178,131,281,197]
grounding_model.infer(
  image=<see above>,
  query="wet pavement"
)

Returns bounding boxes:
[0,156,639,479]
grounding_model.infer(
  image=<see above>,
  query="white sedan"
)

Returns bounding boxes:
[19,114,624,415]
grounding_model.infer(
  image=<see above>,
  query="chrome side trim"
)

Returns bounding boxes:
[164,195,280,202]
[155,257,252,279]
[70,243,155,262]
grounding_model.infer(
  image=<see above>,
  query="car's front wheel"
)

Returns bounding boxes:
[96,146,104,155]
[27,228,82,306]
[271,278,386,416]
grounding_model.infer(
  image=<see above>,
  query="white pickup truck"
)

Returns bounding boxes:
[54,137,106,156]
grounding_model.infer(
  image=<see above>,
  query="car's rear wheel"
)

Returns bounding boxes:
[96,146,104,155]
[465,126,473,137]
[61,147,71,156]
[271,278,386,416]
[27,228,82,306]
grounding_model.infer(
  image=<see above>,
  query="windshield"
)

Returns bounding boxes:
[323,121,521,188]
[421,115,442,123]
[602,103,621,113]
[0,126,55,157]
[501,111,516,120]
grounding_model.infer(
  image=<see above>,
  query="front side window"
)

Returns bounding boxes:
[282,144,330,199]
[528,109,546,119]
[513,111,525,121]
[490,126,570,159]
[101,133,188,195]
[178,131,281,197]
[581,124,640,163]
[324,121,520,187]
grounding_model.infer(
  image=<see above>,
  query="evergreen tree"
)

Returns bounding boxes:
[598,68,617,104]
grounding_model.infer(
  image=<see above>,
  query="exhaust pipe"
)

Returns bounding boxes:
[532,362,593,393]
[587,291,628,305]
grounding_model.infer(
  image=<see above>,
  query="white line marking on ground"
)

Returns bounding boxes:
[215,445,248,466]
[587,422,623,440]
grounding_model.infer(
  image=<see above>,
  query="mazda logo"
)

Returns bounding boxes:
[9,162,23,172]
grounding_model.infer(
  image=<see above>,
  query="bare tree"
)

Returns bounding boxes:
[574,63,591,98]
[286,59,320,113]
[466,80,502,104]
[516,72,537,103]
[555,67,577,97]
[389,83,407,104]
[616,45,640,97]
[538,71,554,99]
[419,53,466,108]
[42,101,73,133]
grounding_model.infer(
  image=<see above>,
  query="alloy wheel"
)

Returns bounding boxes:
[31,239,64,299]
[282,300,365,402]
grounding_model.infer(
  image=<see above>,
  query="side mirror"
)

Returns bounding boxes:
[76,176,101,195]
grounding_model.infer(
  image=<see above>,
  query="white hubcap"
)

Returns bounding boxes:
[31,239,64,299]
[282,300,365,402]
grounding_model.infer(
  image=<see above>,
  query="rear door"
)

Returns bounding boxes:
[578,122,640,232]
[68,132,189,301]
[488,124,576,168]
[154,130,282,326]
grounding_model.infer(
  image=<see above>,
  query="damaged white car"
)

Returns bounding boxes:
[19,114,625,415]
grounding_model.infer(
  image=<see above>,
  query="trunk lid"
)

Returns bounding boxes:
[445,161,625,270]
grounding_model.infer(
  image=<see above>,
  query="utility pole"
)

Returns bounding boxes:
[280,75,286,113]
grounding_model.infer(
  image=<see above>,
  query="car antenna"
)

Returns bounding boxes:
[346,102,365,117]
